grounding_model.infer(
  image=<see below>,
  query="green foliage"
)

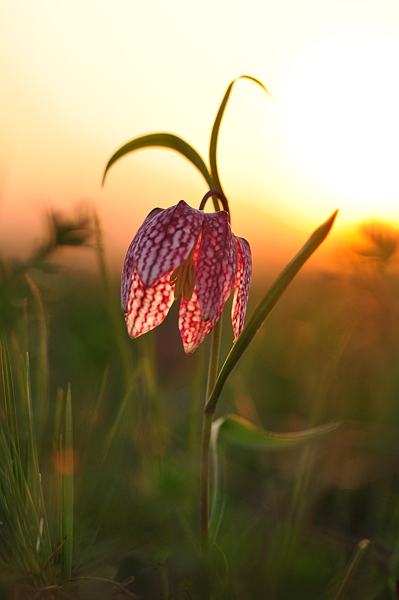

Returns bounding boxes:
[0,336,54,593]
[0,211,138,598]
[1,212,399,598]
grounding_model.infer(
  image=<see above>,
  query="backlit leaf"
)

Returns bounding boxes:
[209,413,340,542]
[213,414,341,450]
[102,132,212,188]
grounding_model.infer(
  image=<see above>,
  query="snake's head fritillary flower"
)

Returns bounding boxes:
[121,199,251,354]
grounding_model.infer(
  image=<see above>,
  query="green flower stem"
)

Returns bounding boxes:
[200,317,223,551]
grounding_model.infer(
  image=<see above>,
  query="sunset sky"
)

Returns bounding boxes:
[2,0,399,275]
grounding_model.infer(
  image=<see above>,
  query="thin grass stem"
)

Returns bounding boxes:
[62,385,74,582]
[94,211,133,385]
[333,539,370,600]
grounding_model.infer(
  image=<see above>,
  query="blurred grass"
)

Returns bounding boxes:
[1,213,399,598]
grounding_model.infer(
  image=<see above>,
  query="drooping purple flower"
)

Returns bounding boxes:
[121,200,251,354]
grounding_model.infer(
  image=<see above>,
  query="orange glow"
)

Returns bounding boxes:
[53,448,81,475]
[1,1,399,270]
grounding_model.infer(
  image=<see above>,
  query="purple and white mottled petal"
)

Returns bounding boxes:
[121,207,163,312]
[179,289,224,354]
[195,211,238,321]
[124,270,175,338]
[231,236,252,339]
[135,200,204,288]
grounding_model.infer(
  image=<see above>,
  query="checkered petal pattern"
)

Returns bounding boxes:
[179,288,224,354]
[134,200,204,287]
[124,270,175,338]
[121,207,163,312]
[121,199,252,352]
[195,211,238,321]
[231,236,252,339]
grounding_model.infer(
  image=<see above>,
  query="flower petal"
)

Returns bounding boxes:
[121,207,163,312]
[124,270,175,338]
[179,288,223,354]
[134,200,204,288]
[231,236,252,338]
[195,211,238,321]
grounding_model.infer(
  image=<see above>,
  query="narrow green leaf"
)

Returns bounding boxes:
[209,423,226,543]
[62,384,74,581]
[25,274,49,442]
[101,363,142,464]
[54,387,64,453]
[333,539,370,600]
[214,414,341,450]
[209,75,270,201]
[23,354,41,516]
[102,132,212,188]
[205,210,338,414]
[94,211,133,386]
[0,335,20,459]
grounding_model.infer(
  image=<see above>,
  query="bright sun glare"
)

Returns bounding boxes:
[281,32,399,222]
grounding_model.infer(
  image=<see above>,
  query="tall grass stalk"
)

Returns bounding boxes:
[101,362,143,464]
[94,211,133,385]
[61,384,74,582]
[25,273,49,444]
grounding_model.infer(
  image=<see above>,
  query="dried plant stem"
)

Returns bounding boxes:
[200,317,223,551]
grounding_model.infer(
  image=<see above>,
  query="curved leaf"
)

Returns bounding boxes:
[102,132,212,188]
[205,209,338,413]
[209,76,270,203]
[209,435,226,544]
[209,413,340,541]
[213,414,340,450]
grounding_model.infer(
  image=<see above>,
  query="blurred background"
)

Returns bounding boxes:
[2,0,399,598]
[2,0,399,274]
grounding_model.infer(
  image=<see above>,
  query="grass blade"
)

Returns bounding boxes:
[23,354,52,563]
[94,211,133,386]
[0,335,20,458]
[333,539,370,600]
[61,384,74,581]
[101,361,143,464]
[0,335,54,583]
[25,274,49,443]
